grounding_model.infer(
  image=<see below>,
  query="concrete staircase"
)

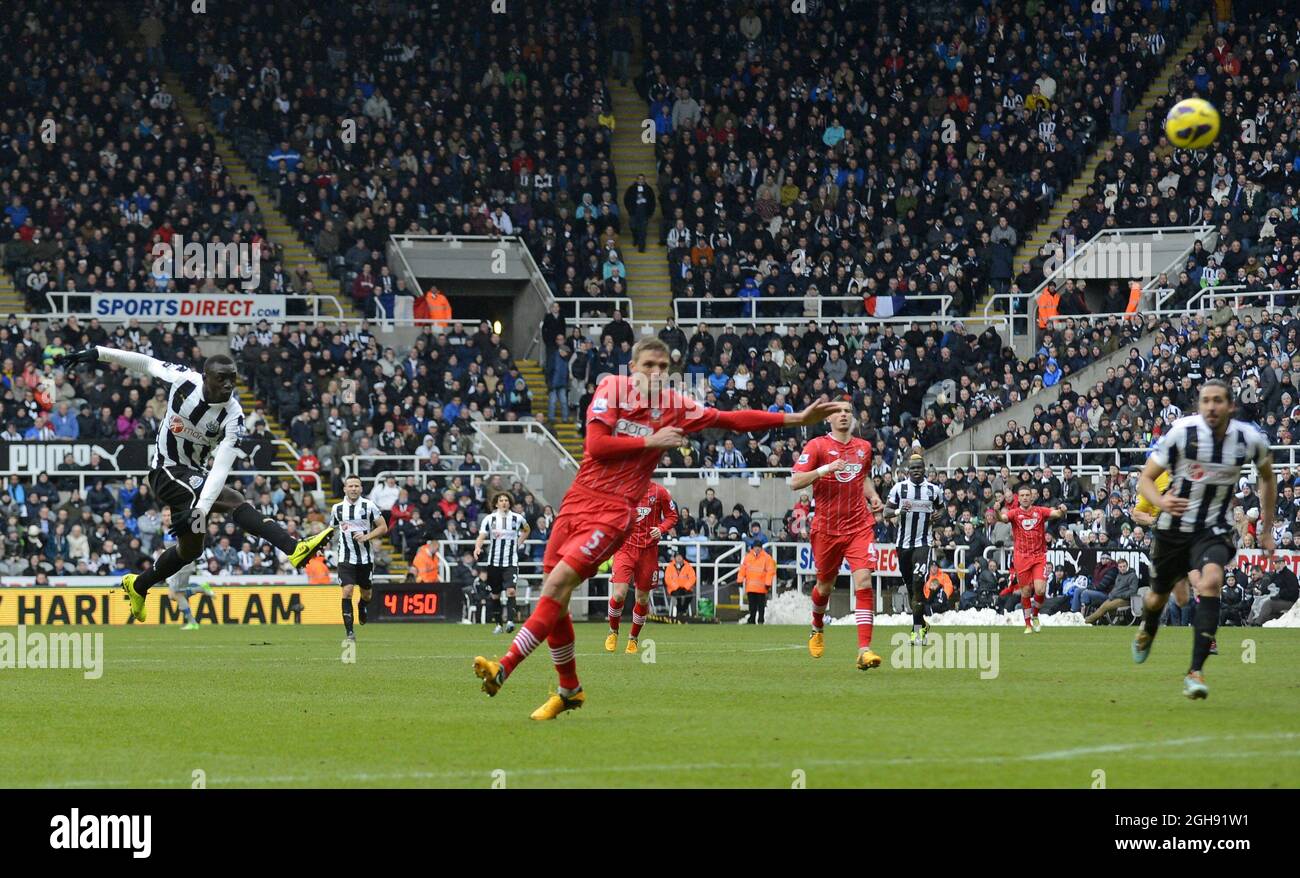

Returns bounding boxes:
[235,383,409,578]
[610,19,672,330]
[0,267,24,316]
[516,358,584,460]
[978,16,1210,318]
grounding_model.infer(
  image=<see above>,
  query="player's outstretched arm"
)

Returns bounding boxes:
[1048,504,1068,521]
[75,346,187,383]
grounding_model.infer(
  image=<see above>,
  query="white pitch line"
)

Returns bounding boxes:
[31,733,1300,788]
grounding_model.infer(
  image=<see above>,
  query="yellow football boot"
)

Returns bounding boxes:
[289,526,335,568]
[530,689,585,720]
[120,574,146,622]
[604,631,618,652]
[808,630,825,658]
[473,656,505,696]
[625,638,639,655]
[856,648,882,671]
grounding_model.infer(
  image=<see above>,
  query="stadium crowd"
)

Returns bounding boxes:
[166,0,630,319]
[0,0,327,313]
[636,0,1206,321]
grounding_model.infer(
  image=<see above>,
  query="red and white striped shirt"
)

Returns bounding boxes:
[621,482,679,552]
[792,433,875,535]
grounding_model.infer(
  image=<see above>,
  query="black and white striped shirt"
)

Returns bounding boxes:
[1149,414,1271,535]
[887,479,943,549]
[479,510,527,567]
[329,498,383,565]
[94,348,245,499]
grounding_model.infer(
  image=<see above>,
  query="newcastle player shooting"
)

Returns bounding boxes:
[54,346,335,621]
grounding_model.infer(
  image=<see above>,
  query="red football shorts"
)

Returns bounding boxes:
[811,529,876,580]
[1014,559,1048,588]
[543,493,635,581]
[611,545,661,592]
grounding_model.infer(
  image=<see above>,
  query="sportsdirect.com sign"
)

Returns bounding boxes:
[0,586,338,625]
[89,293,288,320]
[796,544,901,577]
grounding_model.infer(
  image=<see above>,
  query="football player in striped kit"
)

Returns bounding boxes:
[884,453,943,645]
[605,481,677,654]
[473,492,530,634]
[55,346,334,621]
[1133,380,1275,699]
[791,406,886,670]
[329,475,388,642]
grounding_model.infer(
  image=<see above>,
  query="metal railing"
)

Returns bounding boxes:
[472,420,579,471]
[0,468,316,496]
[551,297,634,320]
[673,294,952,324]
[945,444,1300,474]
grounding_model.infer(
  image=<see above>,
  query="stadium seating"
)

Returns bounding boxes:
[172,0,626,315]
[638,0,1206,318]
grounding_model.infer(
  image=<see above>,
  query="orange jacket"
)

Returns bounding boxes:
[923,568,954,600]
[413,544,440,583]
[738,548,776,594]
[305,556,331,585]
[416,290,452,326]
[664,560,697,592]
[1036,288,1060,329]
[1125,280,1142,314]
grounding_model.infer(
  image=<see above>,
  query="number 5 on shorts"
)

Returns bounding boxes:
[580,529,607,557]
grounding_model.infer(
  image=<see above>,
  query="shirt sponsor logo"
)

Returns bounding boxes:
[834,463,863,482]
[614,418,653,438]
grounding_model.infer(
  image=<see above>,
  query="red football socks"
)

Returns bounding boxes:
[607,595,624,633]
[547,611,580,691]
[854,588,874,649]
[811,587,829,631]
[630,601,648,639]
[500,595,564,677]
[1021,593,1033,625]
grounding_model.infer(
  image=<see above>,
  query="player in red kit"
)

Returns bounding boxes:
[606,481,678,654]
[473,338,847,719]
[790,407,885,670]
[998,486,1067,633]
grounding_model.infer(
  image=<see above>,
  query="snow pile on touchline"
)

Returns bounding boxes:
[757,588,1090,626]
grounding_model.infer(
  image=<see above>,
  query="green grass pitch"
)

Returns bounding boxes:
[4,623,1298,788]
